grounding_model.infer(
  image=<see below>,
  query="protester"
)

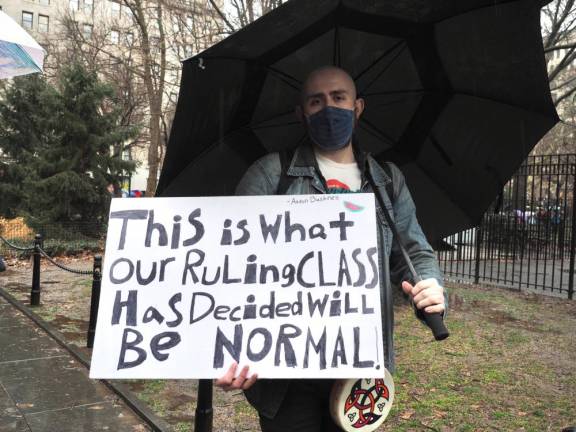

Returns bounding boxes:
[215,66,447,432]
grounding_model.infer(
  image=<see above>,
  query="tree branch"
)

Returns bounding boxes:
[207,0,236,33]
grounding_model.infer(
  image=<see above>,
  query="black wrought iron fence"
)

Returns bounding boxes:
[0,222,104,258]
[0,230,103,347]
[438,154,576,299]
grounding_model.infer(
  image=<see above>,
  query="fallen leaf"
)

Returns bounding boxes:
[88,405,105,410]
[400,409,415,420]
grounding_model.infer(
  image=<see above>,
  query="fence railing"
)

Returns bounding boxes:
[0,222,105,258]
[438,154,576,299]
[0,233,103,347]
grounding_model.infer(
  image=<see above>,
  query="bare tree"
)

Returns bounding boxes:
[51,0,223,195]
[542,0,576,107]
[207,0,284,33]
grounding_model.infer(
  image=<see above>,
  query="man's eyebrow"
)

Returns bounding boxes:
[305,92,325,100]
[304,89,350,100]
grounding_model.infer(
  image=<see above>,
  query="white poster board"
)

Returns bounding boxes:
[90,194,384,379]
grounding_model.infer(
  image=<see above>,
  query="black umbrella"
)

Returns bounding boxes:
[157,0,558,244]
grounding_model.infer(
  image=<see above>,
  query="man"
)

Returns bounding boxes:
[215,66,446,431]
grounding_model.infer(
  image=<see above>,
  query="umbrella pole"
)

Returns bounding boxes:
[367,170,449,341]
[194,379,213,432]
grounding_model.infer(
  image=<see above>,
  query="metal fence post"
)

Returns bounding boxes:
[194,379,213,432]
[87,255,102,348]
[30,234,42,306]
[474,225,482,285]
[568,185,576,300]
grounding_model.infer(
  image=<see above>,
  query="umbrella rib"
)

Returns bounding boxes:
[451,90,557,118]
[430,135,454,167]
[252,121,302,130]
[362,89,428,97]
[333,25,341,67]
[358,118,397,147]
[358,43,408,96]
[220,109,300,140]
[248,108,299,128]
[369,97,420,109]
[354,40,405,84]
[265,66,302,91]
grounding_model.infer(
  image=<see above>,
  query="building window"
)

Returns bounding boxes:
[83,23,92,39]
[186,15,193,29]
[39,0,50,6]
[22,11,33,29]
[110,29,119,44]
[110,1,120,17]
[69,0,79,11]
[38,14,49,32]
[125,32,133,45]
[84,0,93,14]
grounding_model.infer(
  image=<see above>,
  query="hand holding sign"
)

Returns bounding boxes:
[215,362,258,391]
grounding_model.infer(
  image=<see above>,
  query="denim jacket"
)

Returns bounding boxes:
[235,143,444,420]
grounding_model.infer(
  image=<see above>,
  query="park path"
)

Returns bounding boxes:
[0,295,151,432]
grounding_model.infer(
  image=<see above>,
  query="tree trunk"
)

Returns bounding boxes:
[147,107,161,196]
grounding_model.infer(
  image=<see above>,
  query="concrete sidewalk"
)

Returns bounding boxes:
[0,296,151,432]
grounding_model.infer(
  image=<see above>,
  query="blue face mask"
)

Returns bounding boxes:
[305,106,355,151]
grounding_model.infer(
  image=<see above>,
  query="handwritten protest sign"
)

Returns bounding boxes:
[89,194,384,379]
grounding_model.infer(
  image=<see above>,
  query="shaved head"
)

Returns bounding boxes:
[296,66,364,158]
[301,66,357,104]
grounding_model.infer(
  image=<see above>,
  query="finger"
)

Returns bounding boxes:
[215,362,238,387]
[411,279,436,297]
[242,373,258,390]
[424,304,445,314]
[401,281,413,295]
[412,284,443,304]
[412,288,441,305]
[231,365,250,389]
[416,295,444,310]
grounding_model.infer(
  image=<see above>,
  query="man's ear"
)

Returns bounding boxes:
[295,105,304,123]
[354,98,365,119]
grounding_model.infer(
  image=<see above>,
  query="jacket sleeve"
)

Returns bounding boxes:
[235,153,281,196]
[386,162,448,318]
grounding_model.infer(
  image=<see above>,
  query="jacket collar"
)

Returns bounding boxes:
[286,137,391,186]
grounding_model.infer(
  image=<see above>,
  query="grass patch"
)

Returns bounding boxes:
[174,422,192,432]
[35,304,59,321]
[379,282,576,431]
[133,380,168,416]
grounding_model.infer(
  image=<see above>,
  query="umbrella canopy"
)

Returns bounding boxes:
[157,0,559,243]
[0,11,45,79]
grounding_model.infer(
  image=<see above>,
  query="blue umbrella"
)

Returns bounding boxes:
[0,11,45,79]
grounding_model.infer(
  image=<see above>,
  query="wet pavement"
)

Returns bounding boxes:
[0,297,151,432]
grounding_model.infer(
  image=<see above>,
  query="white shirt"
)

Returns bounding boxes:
[315,152,361,193]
